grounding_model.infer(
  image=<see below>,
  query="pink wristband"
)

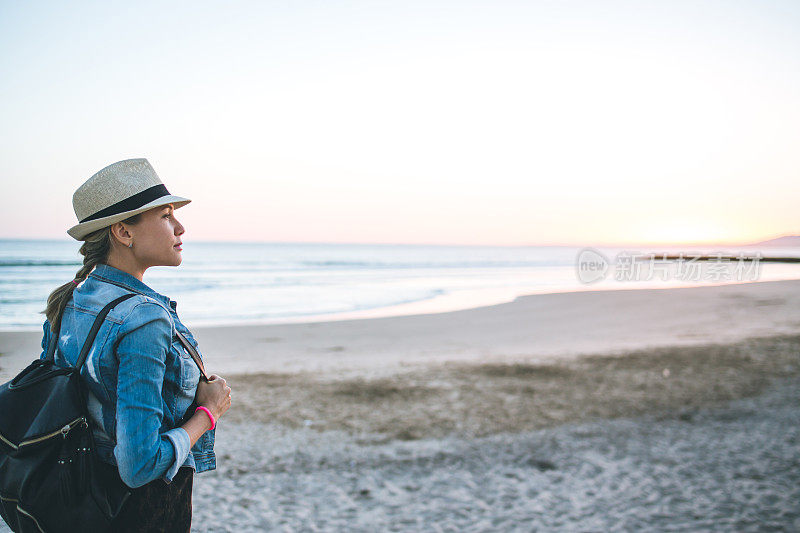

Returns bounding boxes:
[195,406,216,430]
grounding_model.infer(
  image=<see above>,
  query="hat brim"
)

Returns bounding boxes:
[67,195,191,241]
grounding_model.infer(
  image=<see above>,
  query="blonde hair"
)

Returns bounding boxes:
[43,213,141,334]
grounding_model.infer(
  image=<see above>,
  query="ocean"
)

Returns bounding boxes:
[1,239,799,331]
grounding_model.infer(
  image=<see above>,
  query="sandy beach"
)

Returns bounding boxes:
[1,280,799,531]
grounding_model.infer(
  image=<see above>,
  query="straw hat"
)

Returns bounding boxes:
[67,158,191,240]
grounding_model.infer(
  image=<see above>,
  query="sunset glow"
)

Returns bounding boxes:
[1,1,798,245]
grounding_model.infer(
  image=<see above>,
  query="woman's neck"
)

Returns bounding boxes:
[104,254,146,281]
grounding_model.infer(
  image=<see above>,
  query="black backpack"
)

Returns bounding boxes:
[0,293,136,532]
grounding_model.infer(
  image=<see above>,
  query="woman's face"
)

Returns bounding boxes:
[129,204,185,268]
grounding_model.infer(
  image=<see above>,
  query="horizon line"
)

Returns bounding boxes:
[0,235,796,248]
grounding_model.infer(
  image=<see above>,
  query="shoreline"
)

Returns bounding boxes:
[187,274,800,329]
[2,274,799,334]
[2,278,800,381]
[157,274,800,329]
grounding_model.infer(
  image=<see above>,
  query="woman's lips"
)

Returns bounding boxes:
[174,243,183,251]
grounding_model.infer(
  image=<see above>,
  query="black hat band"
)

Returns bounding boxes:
[80,184,171,223]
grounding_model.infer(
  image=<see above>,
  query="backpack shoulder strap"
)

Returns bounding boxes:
[175,329,209,382]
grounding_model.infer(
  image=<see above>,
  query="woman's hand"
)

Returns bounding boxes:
[195,374,232,421]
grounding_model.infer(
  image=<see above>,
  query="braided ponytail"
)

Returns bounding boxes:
[43,213,142,334]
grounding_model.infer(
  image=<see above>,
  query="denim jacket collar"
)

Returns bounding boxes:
[89,263,177,311]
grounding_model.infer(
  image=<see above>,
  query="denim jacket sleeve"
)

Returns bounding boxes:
[113,301,192,488]
[40,320,50,359]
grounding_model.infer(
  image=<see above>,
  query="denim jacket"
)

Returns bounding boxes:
[38,263,216,488]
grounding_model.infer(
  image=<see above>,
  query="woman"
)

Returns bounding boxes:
[39,158,231,532]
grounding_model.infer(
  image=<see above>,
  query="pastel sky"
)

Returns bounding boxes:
[1,0,798,246]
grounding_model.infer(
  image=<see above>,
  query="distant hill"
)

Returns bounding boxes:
[750,235,800,247]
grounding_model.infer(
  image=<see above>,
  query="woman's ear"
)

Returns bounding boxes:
[109,222,133,247]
